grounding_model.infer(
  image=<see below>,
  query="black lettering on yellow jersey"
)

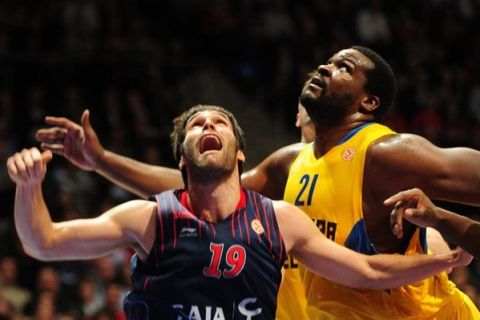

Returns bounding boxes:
[312,219,337,241]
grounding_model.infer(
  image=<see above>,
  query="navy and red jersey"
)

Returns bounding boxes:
[124,189,286,320]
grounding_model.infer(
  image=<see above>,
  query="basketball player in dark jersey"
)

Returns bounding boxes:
[13,105,471,319]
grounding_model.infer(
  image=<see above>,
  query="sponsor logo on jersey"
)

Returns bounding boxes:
[180,227,198,238]
[342,147,356,160]
[251,219,264,235]
[172,297,262,319]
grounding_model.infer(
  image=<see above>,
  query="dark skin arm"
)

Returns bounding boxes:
[36,109,298,199]
[384,188,480,259]
[363,133,480,253]
[36,110,184,199]
[241,143,303,199]
[367,133,480,205]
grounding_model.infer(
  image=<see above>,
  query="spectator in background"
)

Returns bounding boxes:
[0,257,31,313]
[356,0,391,46]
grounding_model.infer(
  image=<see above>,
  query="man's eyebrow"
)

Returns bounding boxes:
[328,53,358,65]
[341,53,361,65]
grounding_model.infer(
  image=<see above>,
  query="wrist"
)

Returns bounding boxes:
[92,149,107,173]
[17,183,43,194]
[431,207,449,231]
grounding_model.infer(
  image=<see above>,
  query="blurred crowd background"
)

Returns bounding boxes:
[1,0,480,319]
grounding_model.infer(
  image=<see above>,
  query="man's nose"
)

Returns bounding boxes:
[203,118,215,129]
[317,64,331,77]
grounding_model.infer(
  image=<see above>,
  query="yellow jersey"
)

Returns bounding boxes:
[282,123,479,319]
[275,262,309,320]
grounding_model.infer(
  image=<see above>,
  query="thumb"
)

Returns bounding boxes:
[41,150,53,163]
[403,208,429,228]
[81,109,93,133]
[403,208,417,219]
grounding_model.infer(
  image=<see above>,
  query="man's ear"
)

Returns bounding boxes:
[238,150,246,162]
[179,156,185,170]
[360,95,380,113]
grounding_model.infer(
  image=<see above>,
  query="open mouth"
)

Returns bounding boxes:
[309,76,324,89]
[199,134,222,154]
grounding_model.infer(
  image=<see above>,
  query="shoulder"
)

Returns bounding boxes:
[112,199,157,212]
[368,133,440,163]
[104,200,157,224]
[364,133,449,196]
[266,143,305,166]
[272,200,303,217]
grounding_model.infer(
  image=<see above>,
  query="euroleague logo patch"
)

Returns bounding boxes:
[342,147,356,160]
[251,219,265,235]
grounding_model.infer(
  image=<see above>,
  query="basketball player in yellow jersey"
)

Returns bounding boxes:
[278,47,480,319]
[275,102,316,320]
[246,46,480,318]
[37,46,480,318]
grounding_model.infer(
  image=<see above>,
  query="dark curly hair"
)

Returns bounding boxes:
[170,105,246,186]
[351,46,397,119]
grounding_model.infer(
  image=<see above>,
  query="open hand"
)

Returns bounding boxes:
[35,109,104,171]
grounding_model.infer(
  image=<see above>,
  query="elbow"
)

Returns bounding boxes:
[20,238,58,262]
[22,244,51,261]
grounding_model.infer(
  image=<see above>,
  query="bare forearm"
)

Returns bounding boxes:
[95,151,184,198]
[14,185,55,258]
[434,208,480,258]
[364,251,461,289]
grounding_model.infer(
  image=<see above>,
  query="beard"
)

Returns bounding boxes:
[299,91,354,127]
[183,146,238,185]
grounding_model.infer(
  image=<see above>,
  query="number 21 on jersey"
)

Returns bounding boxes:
[295,174,318,206]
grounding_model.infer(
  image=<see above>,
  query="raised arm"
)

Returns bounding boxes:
[274,201,472,290]
[36,110,184,198]
[367,133,480,206]
[385,188,480,259]
[6,147,156,261]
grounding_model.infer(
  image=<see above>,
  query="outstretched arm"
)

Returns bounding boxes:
[7,147,156,261]
[36,110,300,199]
[274,201,472,290]
[385,188,480,259]
[36,110,184,198]
[367,134,480,207]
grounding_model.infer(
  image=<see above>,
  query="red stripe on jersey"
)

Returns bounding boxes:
[231,210,236,237]
[209,222,216,237]
[168,193,177,249]
[237,209,243,240]
[259,194,273,251]
[143,278,149,290]
[157,196,165,255]
[243,209,251,245]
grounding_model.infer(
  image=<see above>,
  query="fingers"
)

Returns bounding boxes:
[390,201,405,239]
[7,148,49,185]
[41,150,53,163]
[35,127,67,144]
[40,142,65,156]
[452,247,474,267]
[384,188,422,206]
[44,115,81,131]
[37,118,85,156]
